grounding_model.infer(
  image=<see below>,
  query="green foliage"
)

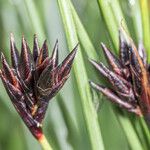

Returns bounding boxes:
[0,0,149,150]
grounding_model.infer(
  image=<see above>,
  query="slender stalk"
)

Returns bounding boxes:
[38,134,53,150]
[110,0,128,31]
[140,0,150,60]
[139,117,150,144]
[97,0,118,50]
[70,2,98,60]
[57,0,105,149]
[130,0,143,41]
[116,114,143,150]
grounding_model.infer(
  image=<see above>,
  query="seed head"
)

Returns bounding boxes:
[0,34,77,139]
[90,28,150,127]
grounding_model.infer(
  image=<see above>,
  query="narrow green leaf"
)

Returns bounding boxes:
[97,0,119,50]
[57,0,105,149]
[140,0,150,60]
[117,114,143,150]
[139,118,150,146]
[130,0,143,41]
[110,0,128,30]
[70,3,98,60]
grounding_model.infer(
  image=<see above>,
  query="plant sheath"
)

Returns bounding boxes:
[38,134,53,150]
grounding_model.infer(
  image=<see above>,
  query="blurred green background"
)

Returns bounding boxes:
[0,0,149,150]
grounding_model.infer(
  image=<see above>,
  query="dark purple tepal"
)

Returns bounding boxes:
[0,34,77,139]
[90,28,150,127]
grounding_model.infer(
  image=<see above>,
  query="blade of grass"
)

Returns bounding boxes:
[97,0,119,50]
[139,118,150,145]
[130,0,143,41]
[97,0,129,52]
[140,0,150,60]
[57,0,105,149]
[69,3,98,60]
[116,114,143,150]
[133,120,148,150]
[110,0,128,31]
[70,3,101,82]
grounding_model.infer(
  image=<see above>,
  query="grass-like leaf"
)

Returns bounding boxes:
[70,3,98,60]
[57,0,105,149]
[140,0,150,60]
[97,0,119,50]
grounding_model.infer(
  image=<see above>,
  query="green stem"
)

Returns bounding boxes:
[130,0,143,41]
[57,0,105,149]
[97,0,118,50]
[116,114,143,150]
[140,117,150,143]
[140,0,150,60]
[38,134,53,150]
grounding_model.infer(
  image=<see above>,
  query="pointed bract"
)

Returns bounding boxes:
[33,34,40,62]
[19,36,32,80]
[58,44,78,80]
[37,40,49,65]
[119,29,130,66]
[101,42,123,76]
[10,33,20,69]
[1,53,17,86]
[89,59,108,77]
[51,39,59,68]
[89,81,139,114]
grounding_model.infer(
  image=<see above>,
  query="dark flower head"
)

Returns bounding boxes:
[90,28,150,127]
[0,34,77,139]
